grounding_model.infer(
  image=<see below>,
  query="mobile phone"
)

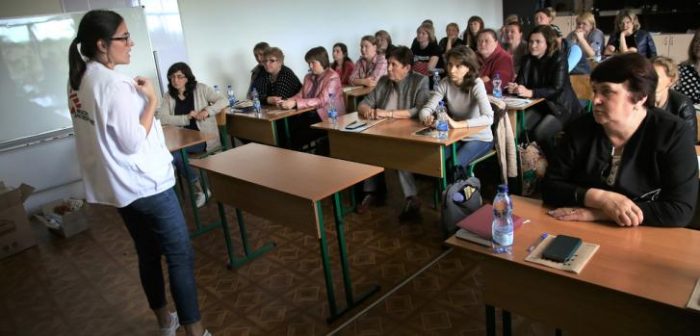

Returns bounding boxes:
[542,235,582,263]
[414,127,434,136]
[345,122,367,130]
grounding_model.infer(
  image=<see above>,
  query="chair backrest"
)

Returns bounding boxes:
[570,74,593,101]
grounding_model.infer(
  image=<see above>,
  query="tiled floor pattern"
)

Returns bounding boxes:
[0,171,553,335]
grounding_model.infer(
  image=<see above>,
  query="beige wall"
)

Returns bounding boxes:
[0,0,62,18]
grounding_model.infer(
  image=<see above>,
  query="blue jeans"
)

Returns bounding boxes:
[117,188,201,324]
[172,142,206,183]
[446,140,494,168]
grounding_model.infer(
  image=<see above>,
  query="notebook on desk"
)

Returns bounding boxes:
[455,204,525,242]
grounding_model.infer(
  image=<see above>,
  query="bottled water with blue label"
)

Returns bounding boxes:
[227,84,237,110]
[213,85,220,94]
[328,93,338,126]
[492,73,502,98]
[251,88,261,115]
[436,101,448,140]
[492,184,514,254]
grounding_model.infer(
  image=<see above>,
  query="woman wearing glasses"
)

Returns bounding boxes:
[67,10,211,336]
[543,53,697,227]
[157,62,227,207]
[249,47,302,104]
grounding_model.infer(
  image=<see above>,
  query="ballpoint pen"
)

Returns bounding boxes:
[527,233,549,253]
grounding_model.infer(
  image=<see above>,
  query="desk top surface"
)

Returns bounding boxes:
[190,143,383,201]
[227,105,315,121]
[163,126,213,152]
[490,95,544,111]
[344,86,373,97]
[312,112,486,146]
[446,196,700,309]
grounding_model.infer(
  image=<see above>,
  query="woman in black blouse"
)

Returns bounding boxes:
[543,53,697,227]
[249,47,301,104]
[507,25,581,158]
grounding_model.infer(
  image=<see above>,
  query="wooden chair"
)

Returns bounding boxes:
[570,74,593,113]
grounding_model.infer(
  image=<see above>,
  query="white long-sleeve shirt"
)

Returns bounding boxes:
[69,61,174,207]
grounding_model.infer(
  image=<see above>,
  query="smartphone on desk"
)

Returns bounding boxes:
[344,121,367,130]
[542,235,582,263]
[414,127,435,136]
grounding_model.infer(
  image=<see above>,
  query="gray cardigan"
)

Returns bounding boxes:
[419,78,493,142]
[157,82,227,150]
[359,72,429,117]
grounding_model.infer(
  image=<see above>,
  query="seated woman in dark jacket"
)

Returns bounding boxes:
[604,9,656,59]
[249,47,302,104]
[542,53,698,227]
[652,56,697,139]
[507,24,582,157]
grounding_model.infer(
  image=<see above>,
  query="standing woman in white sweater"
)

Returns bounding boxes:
[158,62,227,207]
[67,10,210,336]
[420,45,494,169]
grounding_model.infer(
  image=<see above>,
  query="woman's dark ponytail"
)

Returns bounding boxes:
[68,37,86,90]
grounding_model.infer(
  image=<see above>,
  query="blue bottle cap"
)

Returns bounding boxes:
[452,192,465,203]
[497,184,508,193]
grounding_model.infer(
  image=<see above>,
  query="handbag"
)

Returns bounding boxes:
[518,132,548,196]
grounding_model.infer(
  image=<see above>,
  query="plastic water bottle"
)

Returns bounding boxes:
[327,93,338,126]
[492,73,503,98]
[432,70,441,90]
[251,88,262,116]
[593,42,602,62]
[213,85,220,94]
[491,184,514,254]
[227,84,237,110]
[435,101,449,140]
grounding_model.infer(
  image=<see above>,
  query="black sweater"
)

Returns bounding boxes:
[542,110,698,227]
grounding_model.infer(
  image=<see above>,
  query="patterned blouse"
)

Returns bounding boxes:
[349,54,387,82]
[676,64,700,104]
[250,65,302,102]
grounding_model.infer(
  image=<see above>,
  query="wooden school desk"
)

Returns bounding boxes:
[190,143,384,321]
[312,112,486,197]
[163,126,220,238]
[226,106,314,147]
[497,96,544,142]
[445,196,700,336]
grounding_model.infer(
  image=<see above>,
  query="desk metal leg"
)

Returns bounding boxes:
[434,145,451,209]
[317,203,339,317]
[503,309,512,336]
[223,208,275,269]
[485,304,496,336]
[180,149,202,231]
[320,196,380,323]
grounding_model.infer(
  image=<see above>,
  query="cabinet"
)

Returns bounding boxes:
[652,33,693,63]
[551,15,576,38]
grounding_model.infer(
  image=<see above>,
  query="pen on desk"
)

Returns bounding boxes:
[527,233,548,253]
[346,120,358,127]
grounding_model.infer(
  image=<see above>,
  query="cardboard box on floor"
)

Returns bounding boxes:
[41,199,90,238]
[0,182,36,259]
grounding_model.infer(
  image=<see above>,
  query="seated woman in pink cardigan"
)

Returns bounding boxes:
[278,46,345,152]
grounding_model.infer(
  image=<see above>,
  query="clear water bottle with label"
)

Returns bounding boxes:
[492,72,503,98]
[491,184,514,254]
[432,70,441,90]
[435,101,449,140]
[213,85,220,94]
[251,88,261,116]
[327,93,338,126]
[227,84,237,110]
[593,42,602,62]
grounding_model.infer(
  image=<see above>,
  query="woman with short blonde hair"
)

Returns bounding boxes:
[604,9,657,58]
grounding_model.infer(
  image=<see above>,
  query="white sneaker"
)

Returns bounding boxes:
[159,312,180,336]
[195,189,211,208]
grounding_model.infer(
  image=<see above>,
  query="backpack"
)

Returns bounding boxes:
[441,176,483,237]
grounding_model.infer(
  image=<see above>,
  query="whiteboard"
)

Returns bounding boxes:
[0,6,159,150]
